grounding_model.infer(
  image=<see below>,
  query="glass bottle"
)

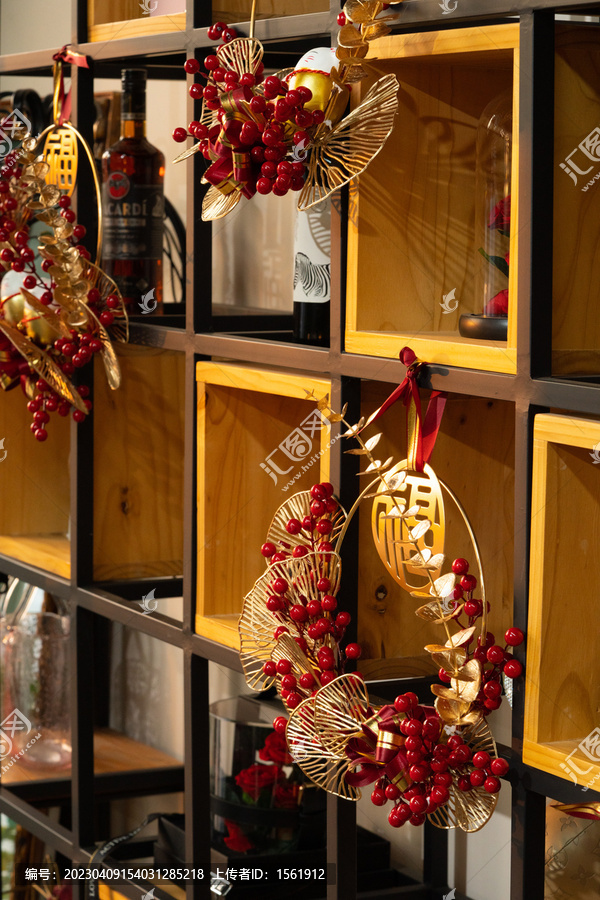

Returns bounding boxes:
[101,69,165,314]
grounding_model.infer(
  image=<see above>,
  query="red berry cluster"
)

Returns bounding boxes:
[437,557,524,715]
[173,52,323,197]
[206,20,238,43]
[259,482,362,711]
[370,692,507,828]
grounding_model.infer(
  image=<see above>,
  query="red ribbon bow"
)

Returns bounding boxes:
[204,87,258,200]
[343,703,435,791]
[360,347,446,472]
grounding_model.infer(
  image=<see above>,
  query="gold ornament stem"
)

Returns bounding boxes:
[249,0,257,39]
[52,60,63,124]
[439,480,487,638]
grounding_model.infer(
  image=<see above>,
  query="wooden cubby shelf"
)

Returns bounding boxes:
[195,362,332,648]
[524,413,600,787]
[345,24,519,374]
[93,345,185,582]
[0,383,70,579]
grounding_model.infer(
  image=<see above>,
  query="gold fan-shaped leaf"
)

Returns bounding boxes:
[217,37,264,77]
[239,551,342,691]
[314,673,371,757]
[202,184,242,221]
[428,718,498,832]
[298,72,398,210]
[0,320,87,413]
[286,695,361,800]
[266,490,346,553]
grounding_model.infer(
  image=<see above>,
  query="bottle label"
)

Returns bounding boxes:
[293,202,331,304]
[102,178,164,261]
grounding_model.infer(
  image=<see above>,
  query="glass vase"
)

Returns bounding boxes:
[210,695,325,858]
[460,88,512,341]
[1,612,71,770]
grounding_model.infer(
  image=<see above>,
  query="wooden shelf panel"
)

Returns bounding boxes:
[552,25,600,377]
[93,345,185,582]
[0,535,70,579]
[0,375,70,578]
[1,727,181,786]
[345,24,519,374]
[524,413,600,786]
[195,362,332,643]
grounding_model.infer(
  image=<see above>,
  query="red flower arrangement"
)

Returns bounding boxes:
[481,194,511,316]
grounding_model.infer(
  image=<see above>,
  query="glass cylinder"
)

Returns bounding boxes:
[1,613,71,770]
[460,88,512,339]
[210,695,325,857]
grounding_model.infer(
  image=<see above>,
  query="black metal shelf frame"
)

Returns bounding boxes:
[1,2,600,900]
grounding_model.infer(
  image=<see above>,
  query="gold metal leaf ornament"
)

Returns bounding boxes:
[298,72,399,211]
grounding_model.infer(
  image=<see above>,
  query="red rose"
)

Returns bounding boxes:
[223,819,255,853]
[488,195,511,232]
[273,781,299,809]
[258,731,294,765]
[235,763,282,800]
[483,289,509,316]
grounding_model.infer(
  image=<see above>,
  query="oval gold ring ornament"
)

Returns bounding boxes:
[371,460,445,593]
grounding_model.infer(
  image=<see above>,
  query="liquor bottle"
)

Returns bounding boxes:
[101,69,165,313]
[293,200,330,346]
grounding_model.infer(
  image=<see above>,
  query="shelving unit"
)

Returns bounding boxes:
[1,2,600,900]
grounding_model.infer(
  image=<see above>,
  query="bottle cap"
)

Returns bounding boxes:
[121,69,147,90]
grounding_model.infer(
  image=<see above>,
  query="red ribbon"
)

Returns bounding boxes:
[360,347,446,472]
[343,703,437,791]
[51,45,90,126]
[204,87,262,201]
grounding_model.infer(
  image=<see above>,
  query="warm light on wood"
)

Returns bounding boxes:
[345,24,519,375]
[524,413,600,784]
[195,362,331,648]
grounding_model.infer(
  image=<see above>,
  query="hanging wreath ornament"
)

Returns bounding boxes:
[172,0,402,220]
[239,348,526,833]
[0,47,128,441]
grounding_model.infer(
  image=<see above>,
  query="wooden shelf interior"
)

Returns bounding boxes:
[345,24,519,373]
[552,25,600,376]
[87,0,185,41]
[524,413,600,784]
[358,385,515,679]
[212,0,328,24]
[1,727,181,785]
[195,362,331,648]
[93,345,185,582]
[0,383,70,578]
